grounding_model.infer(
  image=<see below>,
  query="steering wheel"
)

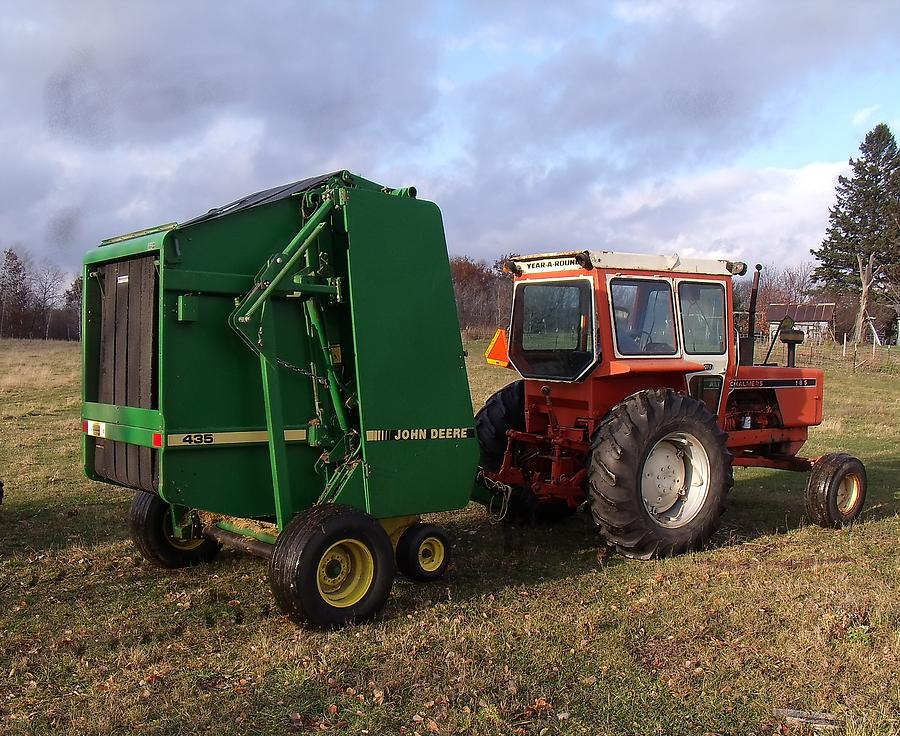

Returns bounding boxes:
[628,329,653,351]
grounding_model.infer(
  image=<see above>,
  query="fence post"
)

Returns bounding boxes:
[842,332,847,358]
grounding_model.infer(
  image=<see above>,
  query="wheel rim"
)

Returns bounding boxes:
[836,473,861,515]
[417,536,445,573]
[640,431,711,529]
[162,514,204,550]
[316,539,374,608]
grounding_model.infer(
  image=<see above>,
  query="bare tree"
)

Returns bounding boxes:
[853,253,878,349]
[33,261,65,339]
[778,261,815,303]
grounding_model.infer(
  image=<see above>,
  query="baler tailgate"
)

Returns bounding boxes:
[93,255,158,491]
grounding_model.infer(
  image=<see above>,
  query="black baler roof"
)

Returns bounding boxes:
[180,171,342,227]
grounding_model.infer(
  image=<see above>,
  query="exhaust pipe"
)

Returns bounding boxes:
[739,264,762,366]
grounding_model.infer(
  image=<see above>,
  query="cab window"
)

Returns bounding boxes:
[678,281,726,355]
[509,280,596,380]
[610,279,678,356]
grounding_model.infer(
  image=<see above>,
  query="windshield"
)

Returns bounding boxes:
[610,279,678,356]
[509,280,597,380]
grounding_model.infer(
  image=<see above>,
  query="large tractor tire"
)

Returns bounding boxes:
[475,380,525,471]
[128,491,220,569]
[475,381,575,523]
[805,453,867,528]
[587,388,733,559]
[269,504,395,628]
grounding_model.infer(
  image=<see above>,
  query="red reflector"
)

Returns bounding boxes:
[152,432,163,448]
[82,420,89,433]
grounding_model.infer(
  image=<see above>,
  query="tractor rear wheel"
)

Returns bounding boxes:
[128,491,220,568]
[269,504,395,628]
[587,388,732,559]
[805,453,867,528]
[475,380,525,471]
[396,523,450,581]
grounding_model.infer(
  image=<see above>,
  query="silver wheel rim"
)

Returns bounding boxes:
[640,431,711,528]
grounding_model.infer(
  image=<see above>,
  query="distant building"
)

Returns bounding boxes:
[766,303,835,344]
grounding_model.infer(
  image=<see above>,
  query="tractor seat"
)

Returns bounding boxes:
[644,342,675,355]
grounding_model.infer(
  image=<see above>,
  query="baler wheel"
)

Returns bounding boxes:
[805,453,867,528]
[396,523,450,581]
[269,504,395,628]
[128,491,220,569]
[587,388,733,559]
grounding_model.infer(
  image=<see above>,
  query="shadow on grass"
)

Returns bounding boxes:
[0,499,131,555]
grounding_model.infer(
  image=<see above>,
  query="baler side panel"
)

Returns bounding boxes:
[344,190,479,517]
[157,203,323,519]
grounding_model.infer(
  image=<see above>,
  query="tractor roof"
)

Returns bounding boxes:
[510,250,745,277]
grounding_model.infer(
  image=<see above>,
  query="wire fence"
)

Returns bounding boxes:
[759,336,900,375]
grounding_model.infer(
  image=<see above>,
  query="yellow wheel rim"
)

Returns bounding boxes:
[163,514,204,550]
[836,473,861,515]
[316,539,374,608]
[417,536,445,573]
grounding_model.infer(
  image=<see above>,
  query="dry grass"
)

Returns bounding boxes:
[1,338,898,735]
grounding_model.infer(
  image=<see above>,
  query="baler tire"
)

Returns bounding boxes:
[587,388,733,559]
[396,523,450,581]
[805,453,867,528]
[475,380,525,472]
[269,504,395,628]
[128,491,220,569]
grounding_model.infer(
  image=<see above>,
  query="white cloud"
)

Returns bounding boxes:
[612,0,737,29]
[447,161,849,268]
[851,104,881,126]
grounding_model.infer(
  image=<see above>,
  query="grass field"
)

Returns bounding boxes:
[1,338,898,735]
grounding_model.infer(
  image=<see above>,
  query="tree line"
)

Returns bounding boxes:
[0,248,82,340]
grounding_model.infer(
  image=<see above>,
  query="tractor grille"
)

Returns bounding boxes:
[93,256,159,492]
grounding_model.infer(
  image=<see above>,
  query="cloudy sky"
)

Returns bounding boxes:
[2,0,899,272]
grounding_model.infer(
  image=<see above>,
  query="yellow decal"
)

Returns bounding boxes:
[167,428,308,447]
[365,428,475,441]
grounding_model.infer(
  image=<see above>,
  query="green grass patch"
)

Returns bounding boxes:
[1,339,898,734]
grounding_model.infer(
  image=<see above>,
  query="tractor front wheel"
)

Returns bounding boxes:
[269,504,395,628]
[128,491,220,569]
[805,453,867,528]
[587,388,733,559]
[396,523,450,581]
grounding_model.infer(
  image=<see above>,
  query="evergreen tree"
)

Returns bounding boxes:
[0,248,32,338]
[811,123,900,294]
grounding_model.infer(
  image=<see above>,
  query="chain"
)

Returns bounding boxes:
[274,357,330,385]
[477,468,514,522]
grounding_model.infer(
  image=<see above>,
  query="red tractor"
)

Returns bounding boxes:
[475,250,866,558]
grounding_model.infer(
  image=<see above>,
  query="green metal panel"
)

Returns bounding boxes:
[342,189,479,517]
[82,402,163,429]
[81,172,478,532]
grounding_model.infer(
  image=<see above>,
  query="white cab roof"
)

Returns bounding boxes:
[512,250,742,276]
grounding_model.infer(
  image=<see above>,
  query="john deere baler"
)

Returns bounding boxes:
[81,171,479,626]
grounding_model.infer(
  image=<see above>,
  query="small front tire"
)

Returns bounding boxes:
[269,505,395,628]
[396,524,450,581]
[805,453,867,528]
[128,491,220,569]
